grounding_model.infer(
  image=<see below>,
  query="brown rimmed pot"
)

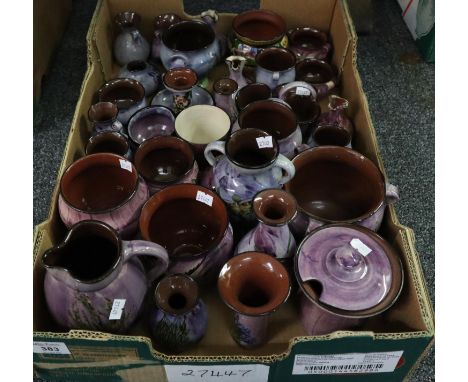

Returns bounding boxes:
[85,131,132,160]
[255,47,296,89]
[57,153,149,238]
[295,223,404,335]
[134,136,199,195]
[287,27,332,61]
[295,58,337,99]
[234,82,271,112]
[139,184,234,284]
[218,252,291,348]
[284,146,400,239]
[88,101,124,134]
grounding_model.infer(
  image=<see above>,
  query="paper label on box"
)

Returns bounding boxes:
[119,159,132,172]
[109,299,126,320]
[196,191,213,206]
[164,364,269,382]
[256,136,273,148]
[292,351,403,375]
[350,238,372,256]
[296,86,311,96]
[33,341,71,355]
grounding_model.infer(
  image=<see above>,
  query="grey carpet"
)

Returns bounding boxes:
[33,0,434,380]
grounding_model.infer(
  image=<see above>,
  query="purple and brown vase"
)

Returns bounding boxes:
[88,102,124,134]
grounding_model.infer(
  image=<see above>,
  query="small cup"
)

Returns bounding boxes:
[213,78,238,121]
[255,47,296,89]
[127,105,175,147]
[175,105,231,168]
[235,82,271,112]
[134,136,199,194]
[86,131,132,160]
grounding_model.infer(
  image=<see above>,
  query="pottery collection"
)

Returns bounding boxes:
[42,6,405,353]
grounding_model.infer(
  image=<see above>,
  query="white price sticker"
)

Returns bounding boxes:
[292,351,403,375]
[256,136,273,149]
[295,86,311,96]
[119,159,132,172]
[350,238,372,256]
[109,299,126,320]
[33,341,71,355]
[165,364,269,382]
[196,191,213,206]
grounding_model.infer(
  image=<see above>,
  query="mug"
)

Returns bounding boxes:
[255,47,296,89]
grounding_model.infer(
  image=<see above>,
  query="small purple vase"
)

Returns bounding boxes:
[213,78,238,121]
[88,102,124,134]
[42,220,169,332]
[235,189,297,261]
[225,56,248,89]
[149,274,208,353]
[113,12,150,66]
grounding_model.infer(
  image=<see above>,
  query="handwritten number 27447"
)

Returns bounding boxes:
[180,369,253,378]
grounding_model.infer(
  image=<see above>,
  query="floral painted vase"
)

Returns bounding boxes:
[150,274,208,352]
[42,220,169,332]
[218,252,291,348]
[235,189,297,261]
[204,128,295,220]
[114,12,150,66]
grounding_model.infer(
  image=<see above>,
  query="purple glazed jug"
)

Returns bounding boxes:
[42,220,169,333]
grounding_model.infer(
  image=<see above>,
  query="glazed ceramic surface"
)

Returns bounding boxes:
[285,146,400,238]
[235,82,271,112]
[114,12,150,66]
[98,78,148,125]
[151,13,182,61]
[230,10,288,65]
[255,47,296,89]
[86,131,133,160]
[235,189,297,259]
[160,20,222,76]
[88,102,124,134]
[127,106,175,146]
[295,58,337,99]
[213,78,238,121]
[296,224,404,335]
[42,220,169,332]
[308,95,354,148]
[119,60,159,96]
[134,136,198,194]
[150,274,207,352]
[287,27,332,61]
[218,252,291,348]
[225,56,248,89]
[58,153,149,238]
[140,184,234,284]
[204,129,295,218]
[236,99,302,159]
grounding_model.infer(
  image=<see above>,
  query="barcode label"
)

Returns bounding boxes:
[119,159,132,172]
[109,299,126,320]
[256,136,273,148]
[196,191,213,206]
[292,351,403,375]
[33,341,71,355]
[296,87,311,96]
[350,238,372,256]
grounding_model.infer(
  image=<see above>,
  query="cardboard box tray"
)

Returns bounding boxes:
[33,0,434,381]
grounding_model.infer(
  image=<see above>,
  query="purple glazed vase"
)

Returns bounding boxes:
[225,56,248,89]
[88,102,124,134]
[218,252,291,348]
[150,274,208,353]
[295,224,404,335]
[213,78,238,121]
[140,184,234,285]
[42,220,169,332]
[113,12,150,66]
[204,129,295,220]
[119,60,159,97]
[58,153,150,239]
[235,189,297,261]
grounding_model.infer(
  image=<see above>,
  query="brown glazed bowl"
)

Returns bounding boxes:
[162,67,198,92]
[86,131,132,159]
[232,9,286,46]
[295,58,337,99]
[235,82,271,112]
[98,78,145,109]
[218,252,291,316]
[285,146,386,226]
[139,184,234,283]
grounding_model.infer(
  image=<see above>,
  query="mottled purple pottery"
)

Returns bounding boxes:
[204,128,295,220]
[150,274,208,353]
[295,58,337,99]
[218,252,291,348]
[225,55,248,89]
[234,82,271,112]
[88,102,124,134]
[287,27,332,61]
[235,189,297,261]
[255,47,296,89]
[134,136,198,194]
[42,220,169,332]
[151,13,182,61]
[58,153,150,238]
[213,78,238,121]
[285,146,400,238]
[98,78,147,125]
[86,131,133,160]
[127,105,175,146]
[119,60,159,96]
[140,184,234,284]
[113,12,150,66]
[295,224,404,335]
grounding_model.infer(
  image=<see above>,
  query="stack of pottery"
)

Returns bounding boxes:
[40,7,406,354]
